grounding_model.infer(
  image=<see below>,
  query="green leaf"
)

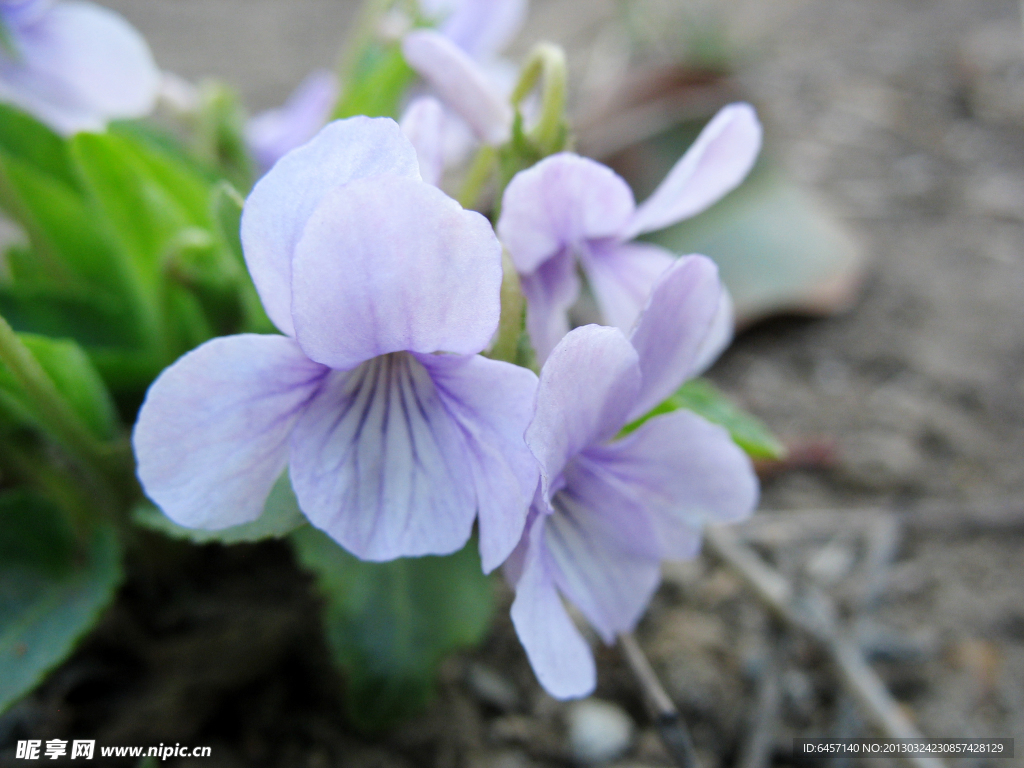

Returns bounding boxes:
[191,81,255,192]
[0,494,122,713]
[70,131,227,357]
[334,41,415,120]
[624,378,785,460]
[0,491,76,575]
[292,528,494,731]
[0,333,117,441]
[0,150,120,291]
[0,284,139,349]
[0,104,78,189]
[132,472,306,544]
[210,181,275,334]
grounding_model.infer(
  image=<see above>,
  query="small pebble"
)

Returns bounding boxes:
[567,699,634,764]
[467,662,520,712]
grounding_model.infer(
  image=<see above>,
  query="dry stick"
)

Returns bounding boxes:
[703,526,946,768]
[619,631,701,768]
[735,633,783,768]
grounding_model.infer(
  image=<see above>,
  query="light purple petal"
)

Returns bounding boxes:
[627,255,723,421]
[245,69,339,174]
[544,460,662,642]
[240,117,420,336]
[580,240,675,334]
[0,0,158,135]
[400,96,446,187]
[510,515,597,699]
[415,352,539,573]
[402,30,512,145]
[519,248,578,364]
[689,284,734,377]
[1,1,54,28]
[437,0,527,59]
[288,352,478,561]
[622,103,762,239]
[133,335,327,530]
[291,175,502,370]
[584,410,758,559]
[526,325,640,494]
[498,153,635,275]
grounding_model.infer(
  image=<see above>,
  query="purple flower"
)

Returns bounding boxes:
[133,117,539,570]
[402,29,512,147]
[506,255,759,698]
[245,69,339,175]
[497,103,762,362]
[419,0,527,61]
[0,0,159,134]
[400,95,446,186]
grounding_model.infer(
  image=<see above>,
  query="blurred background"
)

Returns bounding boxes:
[3,0,1023,765]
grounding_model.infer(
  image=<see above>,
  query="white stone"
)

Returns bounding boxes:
[567,698,635,764]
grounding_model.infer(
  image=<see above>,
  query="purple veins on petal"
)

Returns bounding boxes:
[132,335,329,531]
[135,116,538,566]
[0,0,159,134]
[289,351,479,562]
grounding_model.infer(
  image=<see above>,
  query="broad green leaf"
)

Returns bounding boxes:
[0,495,122,713]
[132,473,307,544]
[334,41,415,120]
[0,491,75,575]
[0,104,78,189]
[0,333,117,440]
[624,378,785,460]
[292,528,494,731]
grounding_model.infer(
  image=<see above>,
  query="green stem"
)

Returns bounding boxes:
[458,144,497,210]
[0,313,121,487]
[487,249,527,365]
[509,43,569,154]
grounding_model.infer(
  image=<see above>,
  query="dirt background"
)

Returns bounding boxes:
[2,0,1023,765]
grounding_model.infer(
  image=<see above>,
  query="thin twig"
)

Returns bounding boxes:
[735,632,783,768]
[618,631,701,768]
[704,526,946,768]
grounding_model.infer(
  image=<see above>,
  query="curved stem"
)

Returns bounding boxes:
[510,42,569,155]
[458,144,497,211]
[619,631,702,768]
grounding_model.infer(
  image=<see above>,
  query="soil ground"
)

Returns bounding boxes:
[2,0,1023,766]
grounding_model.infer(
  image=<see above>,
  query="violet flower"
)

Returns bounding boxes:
[402,29,513,148]
[418,0,527,62]
[245,69,339,175]
[497,103,762,362]
[133,117,539,571]
[506,255,759,698]
[0,0,159,134]
[399,95,445,186]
